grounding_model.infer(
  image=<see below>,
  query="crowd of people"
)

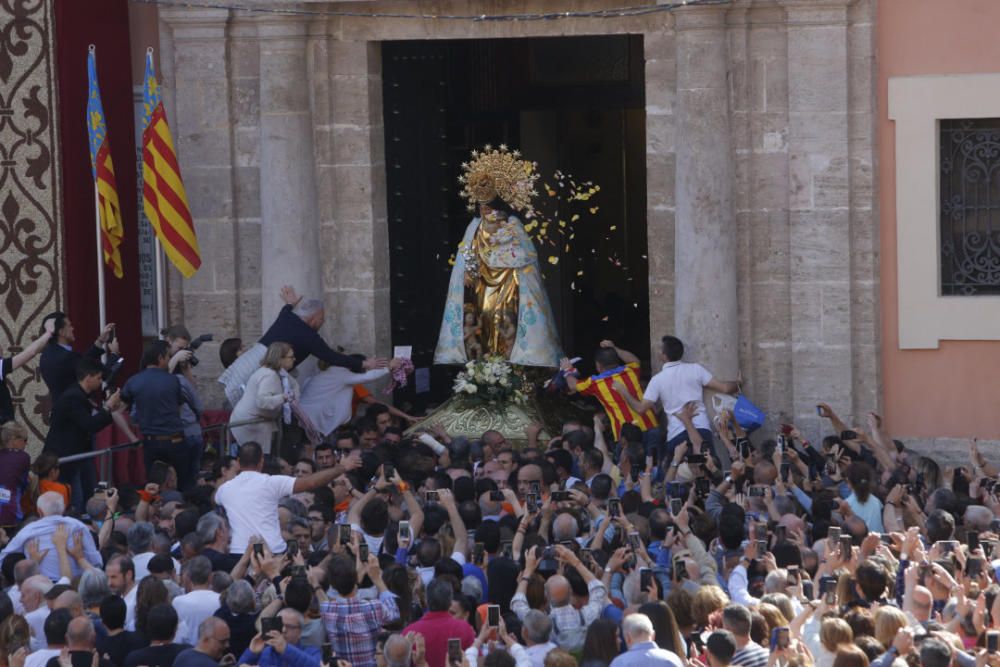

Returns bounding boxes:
[0,296,998,667]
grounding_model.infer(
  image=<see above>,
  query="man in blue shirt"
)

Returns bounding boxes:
[121,340,198,490]
[0,491,102,581]
[238,608,321,667]
[610,613,683,667]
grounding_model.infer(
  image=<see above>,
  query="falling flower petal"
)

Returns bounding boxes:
[548,256,559,265]
[609,225,617,231]
[571,214,580,222]
[601,316,609,322]
[590,207,599,214]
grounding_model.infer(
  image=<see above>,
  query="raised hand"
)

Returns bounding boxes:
[98,323,116,345]
[280,285,301,305]
[26,538,49,564]
[52,524,69,553]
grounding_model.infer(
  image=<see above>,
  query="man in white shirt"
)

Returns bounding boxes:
[521,610,558,667]
[20,574,52,651]
[215,441,362,555]
[7,559,39,615]
[614,335,738,462]
[24,607,71,667]
[129,522,181,582]
[107,555,138,631]
[172,555,220,645]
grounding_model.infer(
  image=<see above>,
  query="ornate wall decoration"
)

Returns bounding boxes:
[0,0,63,448]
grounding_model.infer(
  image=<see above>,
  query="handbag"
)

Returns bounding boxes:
[732,394,766,432]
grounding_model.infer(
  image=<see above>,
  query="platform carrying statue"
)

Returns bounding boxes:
[434,145,562,367]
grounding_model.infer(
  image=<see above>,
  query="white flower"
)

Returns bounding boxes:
[465,384,478,394]
[499,377,509,387]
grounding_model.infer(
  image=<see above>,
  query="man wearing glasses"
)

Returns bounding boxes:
[173,617,232,666]
[238,609,321,666]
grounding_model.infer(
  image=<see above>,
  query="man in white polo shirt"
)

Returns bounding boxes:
[215,441,361,555]
[614,335,738,463]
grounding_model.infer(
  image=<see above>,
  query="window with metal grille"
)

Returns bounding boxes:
[940,118,1000,295]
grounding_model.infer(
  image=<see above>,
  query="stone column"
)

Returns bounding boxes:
[673,6,739,377]
[781,0,855,433]
[256,16,322,320]
[159,7,241,408]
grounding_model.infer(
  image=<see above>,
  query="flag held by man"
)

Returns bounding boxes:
[86,46,124,279]
[142,49,201,278]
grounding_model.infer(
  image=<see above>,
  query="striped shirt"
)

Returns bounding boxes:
[575,362,658,439]
[732,642,770,667]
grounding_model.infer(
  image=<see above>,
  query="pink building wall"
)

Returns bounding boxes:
[879,0,1000,439]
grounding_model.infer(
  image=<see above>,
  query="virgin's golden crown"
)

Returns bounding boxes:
[458,144,539,214]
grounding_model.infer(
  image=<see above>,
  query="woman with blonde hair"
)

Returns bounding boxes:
[229,341,299,453]
[757,602,791,639]
[793,602,852,667]
[873,606,907,649]
[692,585,730,629]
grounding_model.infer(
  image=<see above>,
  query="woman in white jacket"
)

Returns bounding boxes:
[229,342,298,453]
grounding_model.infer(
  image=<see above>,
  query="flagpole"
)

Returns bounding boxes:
[94,172,107,329]
[154,236,166,334]
[89,44,107,329]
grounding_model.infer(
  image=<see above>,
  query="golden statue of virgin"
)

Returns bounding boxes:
[434,145,562,367]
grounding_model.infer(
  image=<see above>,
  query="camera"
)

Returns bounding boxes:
[165,331,213,368]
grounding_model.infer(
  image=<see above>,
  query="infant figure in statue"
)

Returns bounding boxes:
[463,306,484,360]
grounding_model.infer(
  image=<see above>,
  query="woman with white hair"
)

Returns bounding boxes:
[228,342,300,453]
[213,579,259,658]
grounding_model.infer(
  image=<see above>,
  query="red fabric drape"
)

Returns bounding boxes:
[54,0,142,376]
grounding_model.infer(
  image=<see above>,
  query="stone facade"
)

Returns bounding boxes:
[156,0,878,444]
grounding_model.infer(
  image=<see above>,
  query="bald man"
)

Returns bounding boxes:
[173,617,231,666]
[909,585,933,623]
[552,514,579,544]
[44,616,114,667]
[383,634,413,667]
[52,590,84,619]
[512,544,607,650]
[21,574,53,651]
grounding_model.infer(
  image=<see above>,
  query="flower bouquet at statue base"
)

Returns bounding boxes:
[452,356,529,407]
[406,356,569,447]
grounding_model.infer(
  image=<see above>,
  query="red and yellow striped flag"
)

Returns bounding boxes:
[141,50,201,277]
[86,47,124,278]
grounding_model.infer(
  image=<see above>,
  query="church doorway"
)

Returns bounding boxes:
[382,35,649,410]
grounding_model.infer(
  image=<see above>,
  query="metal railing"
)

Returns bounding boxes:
[56,416,280,484]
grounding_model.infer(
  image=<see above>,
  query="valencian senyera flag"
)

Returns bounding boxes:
[87,46,125,279]
[142,48,201,278]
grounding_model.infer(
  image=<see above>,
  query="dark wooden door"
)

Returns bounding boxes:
[382,36,648,411]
